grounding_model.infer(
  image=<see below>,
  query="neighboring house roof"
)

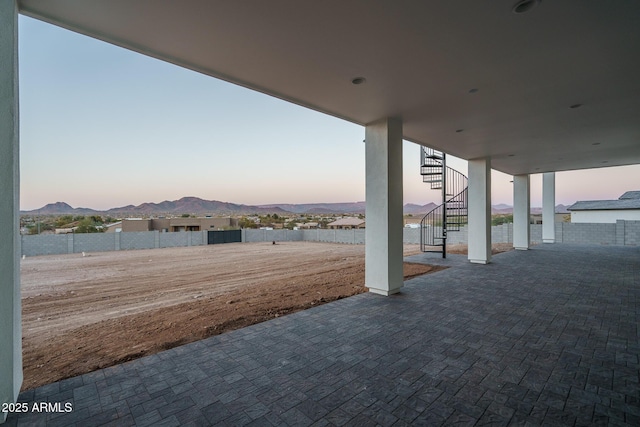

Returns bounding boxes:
[619,191,640,200]
[327,218,365,226]
[568,191,640,211]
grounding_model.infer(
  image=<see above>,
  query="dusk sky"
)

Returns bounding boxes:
[18,16,640,212]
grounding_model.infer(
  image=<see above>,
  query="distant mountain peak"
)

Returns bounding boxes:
[46,201,72,208]
[22,201,95,215]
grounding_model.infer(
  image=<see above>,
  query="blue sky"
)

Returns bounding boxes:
[18,16,640,211]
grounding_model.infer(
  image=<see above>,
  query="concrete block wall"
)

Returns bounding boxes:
[448,226,467,244]
[531,224,542,244]
[489,225,504,245]
[309,230,338,243]
[334,230,364,244]
[73,233,118,253]
[353,230,366,244]
[243,229,303,243]
[556,223,616,245]
[303,229,365,244]
[271,230,303,242]
[21,234,67,256]
[307,229,331,243]
[413,224,537,246]
[242,229,263,243]
[616,220,625,246]
[403,228,420,244]
[21,221,639,257]
[21,230,208,256]
[622,220,640,245]
[120,232,156,250]
[158,231,189,248]
[190,231,206,246]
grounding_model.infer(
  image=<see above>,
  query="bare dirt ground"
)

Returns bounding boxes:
[21,241,512,390]
[21,242,444,390]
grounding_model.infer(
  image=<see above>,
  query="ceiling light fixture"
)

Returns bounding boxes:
[569,104,583,109]
[592,142,601,146]
[351,77,366,85]
[512,0,541,14]
[469,88,479,94]
[455,129,464,133]
[508,154,515,157]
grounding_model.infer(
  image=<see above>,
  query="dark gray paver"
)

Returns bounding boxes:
[5,244,639,426]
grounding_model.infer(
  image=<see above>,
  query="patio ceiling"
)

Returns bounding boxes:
[18,0,640,176]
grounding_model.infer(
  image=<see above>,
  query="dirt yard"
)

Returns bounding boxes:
[21,242,450,390]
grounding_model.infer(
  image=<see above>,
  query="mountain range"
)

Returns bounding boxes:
[20,197,570,216]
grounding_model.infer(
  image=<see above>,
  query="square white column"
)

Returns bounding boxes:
[513,174,530,250]
[543,172,556,243]
[365,118,403,296]
[468,158,492,264]
[0,0,23,420]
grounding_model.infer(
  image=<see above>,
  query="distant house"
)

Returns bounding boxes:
[122,217,237,232]
[327,217,365,230]
[297,222,319,229]
[105,222,122,233]
[568,191,640,223]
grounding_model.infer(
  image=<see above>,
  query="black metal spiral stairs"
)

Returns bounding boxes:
[419,147,468,258]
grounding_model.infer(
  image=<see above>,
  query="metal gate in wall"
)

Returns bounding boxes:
[207,230,242,244]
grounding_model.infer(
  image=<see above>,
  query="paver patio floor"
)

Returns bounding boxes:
[5,244,639,426]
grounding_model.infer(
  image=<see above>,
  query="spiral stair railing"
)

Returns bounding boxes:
[419,146,468,258]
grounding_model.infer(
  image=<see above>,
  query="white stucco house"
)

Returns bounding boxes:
[568,191,640,223]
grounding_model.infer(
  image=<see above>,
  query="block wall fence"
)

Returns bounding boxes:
[21,220,640,257]
[21,230,207,257]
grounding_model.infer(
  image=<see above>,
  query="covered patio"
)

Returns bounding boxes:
[6,244,640,426]
[2,1,640,424]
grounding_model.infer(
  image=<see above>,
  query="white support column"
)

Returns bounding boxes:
[513,174,530,250]
[365,118,403,296]
[542,172,556,243]
[468,158,492,264]
[0,0,23,420]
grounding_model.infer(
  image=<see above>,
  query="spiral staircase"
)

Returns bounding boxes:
[419,147,468,257]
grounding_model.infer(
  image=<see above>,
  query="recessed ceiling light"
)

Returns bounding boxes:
[592,142,600,146]
[535,167,540,170]
[602,160,608,163]
[469,88,479,94]
[351,77,366,85]
[455,129,464,133]
[569,104,583,109]
[512,0,540,14]
[508,154,515,157]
